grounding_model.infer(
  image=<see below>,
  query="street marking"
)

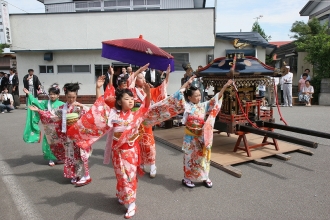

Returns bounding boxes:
[0,154,43,220]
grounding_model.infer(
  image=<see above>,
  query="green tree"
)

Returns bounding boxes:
[290,17,330,100]
[251,21,272,42]
[0,44,10,54]
[251,21,273,65]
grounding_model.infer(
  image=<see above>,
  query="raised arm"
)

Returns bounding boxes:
[143,83,151,108]
[108,66,114,87]
[165,64,171,84]
[127,63,150,87]
[218,79,233,100]
[96,75,106,99]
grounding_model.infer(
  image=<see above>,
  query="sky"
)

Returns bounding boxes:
[6,0,310,41]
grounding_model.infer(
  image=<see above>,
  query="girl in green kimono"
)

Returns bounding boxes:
[23,83,65,166]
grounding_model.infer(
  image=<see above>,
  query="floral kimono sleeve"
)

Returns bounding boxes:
[202,93,223,150]
[37,110,65,147]
[67,96,111,150]
[104,84,116,108]
[204,92,222,116]
[23,96,48,143]
[143,90,186,127]
[150,80,167,103]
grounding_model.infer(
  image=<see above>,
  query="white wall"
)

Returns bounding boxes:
[16,50,109,95]
[10,8,214,51]
[15,47,213,96]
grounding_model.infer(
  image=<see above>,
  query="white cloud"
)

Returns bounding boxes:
[215,0,309,40]
[7,0,44,14]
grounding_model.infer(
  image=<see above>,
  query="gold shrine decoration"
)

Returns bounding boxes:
[202,77,271,88]
[232,39,250,49]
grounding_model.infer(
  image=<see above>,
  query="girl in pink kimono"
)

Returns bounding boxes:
[68,84,151,218]
[68,77,188,218]
[29,83,92,187]
[181,78,233,188]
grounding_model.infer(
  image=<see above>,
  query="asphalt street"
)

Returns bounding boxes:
[0,106,329,220]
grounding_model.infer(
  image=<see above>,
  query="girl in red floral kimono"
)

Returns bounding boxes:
[128,64,170,178]
[29,83,92,187]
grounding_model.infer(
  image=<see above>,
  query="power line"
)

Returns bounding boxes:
[3,0,29,13]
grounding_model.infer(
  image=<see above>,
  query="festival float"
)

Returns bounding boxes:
[154,39,330,177]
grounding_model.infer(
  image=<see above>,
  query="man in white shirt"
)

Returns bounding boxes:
[282,66,293,107]
[145,68,162,88]
[0,86,14,113]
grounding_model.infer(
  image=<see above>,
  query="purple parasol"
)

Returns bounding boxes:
[102,35,174,72]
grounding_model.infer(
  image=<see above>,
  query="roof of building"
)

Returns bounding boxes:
[216,32,276,48]
[300,0,321,16]
[37,0,207,8]
[269,41,292,47]
[274,41,297,58]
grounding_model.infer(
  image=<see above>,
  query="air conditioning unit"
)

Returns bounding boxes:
[44,52,53,61]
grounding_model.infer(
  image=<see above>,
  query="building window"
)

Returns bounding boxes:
[170,53,189,71]
[74,65,90,72]
[95,64,110,80]
[58,65,90,73]
[319,14,330,27]
[0,29,3,32]
[39,65,54,74]
[58,65,72,73]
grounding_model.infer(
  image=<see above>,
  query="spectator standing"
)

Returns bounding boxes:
[0,72,8,91]
[13,69,20,108]
[258,84,267,110]
[8,68,19,108]
[270,76,279,106]
[103,65,112,91]
[281,66,293,107]
[127,66,133,75]
[23,69,41,109]
[181,63,193,86]
[122,67,127,75]
[145,68,162,88]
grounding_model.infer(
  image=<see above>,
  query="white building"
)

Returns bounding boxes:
[300,0,330,24]
[37,0,206,13]
[9,0,275,101]
[11,0,215,96]
[0,1,11,45]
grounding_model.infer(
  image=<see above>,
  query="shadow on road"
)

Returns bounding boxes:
[38,192,126,219]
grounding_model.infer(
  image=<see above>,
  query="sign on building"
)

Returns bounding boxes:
[1,1,12,45]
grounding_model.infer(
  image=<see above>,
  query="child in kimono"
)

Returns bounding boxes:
[128,64,170,178]
[29,83,91,187]
[23,83,65,166]
[181,78,233,188]
[69,73,189,218]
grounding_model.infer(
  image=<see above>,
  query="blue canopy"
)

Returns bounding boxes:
[198,57,275,77]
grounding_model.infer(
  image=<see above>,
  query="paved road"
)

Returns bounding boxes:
[0,106,329,220]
